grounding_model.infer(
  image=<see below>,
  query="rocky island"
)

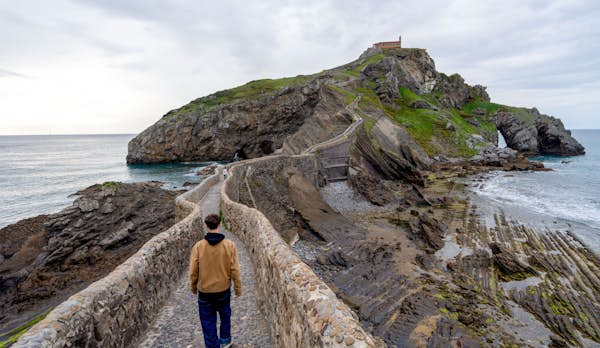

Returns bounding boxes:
[127,44,597,347]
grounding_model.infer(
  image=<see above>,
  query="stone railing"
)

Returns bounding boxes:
[15,170,222,348]
[221,155,380,347]
[302,95,363,155]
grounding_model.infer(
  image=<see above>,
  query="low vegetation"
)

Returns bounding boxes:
[0,310,51,348]
[165,74,317,119]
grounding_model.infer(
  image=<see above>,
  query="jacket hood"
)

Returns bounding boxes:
[205,232,225,245]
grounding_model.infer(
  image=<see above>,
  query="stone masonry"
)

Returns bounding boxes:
[135,180,271,347]
[14,171,221,347]
[221,154,382,347]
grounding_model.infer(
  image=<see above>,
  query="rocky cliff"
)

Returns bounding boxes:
[128,46,583,166]
[0,182,177,334]
[494,108,585,156]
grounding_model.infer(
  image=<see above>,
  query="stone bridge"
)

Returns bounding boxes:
[15,96,379,347]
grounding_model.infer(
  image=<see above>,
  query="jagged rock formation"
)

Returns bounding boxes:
[0,182,177,333]
[494,108,585,156]
[127,77,337,163]
[127,47,584,166]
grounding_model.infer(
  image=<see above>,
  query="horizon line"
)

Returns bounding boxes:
[0,133,137,136]
[1,128,599,137]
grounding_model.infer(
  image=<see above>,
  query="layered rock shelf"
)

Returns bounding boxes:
[0,182,178,336]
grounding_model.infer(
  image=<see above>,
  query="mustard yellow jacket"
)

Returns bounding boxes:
[189,236,242,296]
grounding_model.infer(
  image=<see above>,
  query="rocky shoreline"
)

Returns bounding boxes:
[0,182,179,337]
[295,169,600,347]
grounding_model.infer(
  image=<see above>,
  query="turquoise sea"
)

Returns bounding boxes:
[475,129,600,252]
[0,134,218,228]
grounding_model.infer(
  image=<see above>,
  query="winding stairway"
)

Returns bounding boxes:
[303,95,363,184]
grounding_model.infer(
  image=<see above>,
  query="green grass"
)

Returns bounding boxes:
[355,84,393,116]
[218,208,230,230]
[362,116,376,134]
[462,100,505,116]
[463,100,536,124]
[398,87,423,105]
[165,74,317,119]
[328,85,357,106]
[344,53,386,76]
[352,81,486,157]
[392,107,444,155]
[0,309,51,347]
[357,53,386,72]
[102,181,119,189]
[341,69,360,78]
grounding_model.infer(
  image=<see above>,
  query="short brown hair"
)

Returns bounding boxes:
[204,214,221,230]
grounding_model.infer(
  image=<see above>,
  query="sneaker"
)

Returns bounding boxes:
[220,337,232,348]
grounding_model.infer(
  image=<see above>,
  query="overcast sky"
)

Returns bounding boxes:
[1,0,598,135]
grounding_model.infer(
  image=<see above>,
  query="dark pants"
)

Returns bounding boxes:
[197,289,231,348]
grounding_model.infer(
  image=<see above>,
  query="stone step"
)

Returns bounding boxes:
[322,155,350,160]
[327,176,348,182]
[323,163,349,169]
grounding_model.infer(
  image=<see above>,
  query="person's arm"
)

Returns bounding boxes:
[230,244,242,296]
[189,245,199,294]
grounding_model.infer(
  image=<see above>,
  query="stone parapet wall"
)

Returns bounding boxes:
[221,155,380,347]
[15,171,221,348]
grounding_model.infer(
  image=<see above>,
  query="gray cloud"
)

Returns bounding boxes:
[0,0,599,133]
[0,68,27,78]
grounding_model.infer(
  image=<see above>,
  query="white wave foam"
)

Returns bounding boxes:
[474,173,600,230]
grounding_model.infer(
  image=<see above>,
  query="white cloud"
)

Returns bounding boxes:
[0,0,599,134]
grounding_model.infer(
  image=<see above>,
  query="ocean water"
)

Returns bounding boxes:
[0,134,219,228]
[474,129,600,252]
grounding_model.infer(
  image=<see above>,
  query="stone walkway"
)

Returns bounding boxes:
[137,179,272,348]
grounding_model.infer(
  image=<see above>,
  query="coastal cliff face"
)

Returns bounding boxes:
[494,108,585,156]
[127,47,584,164]
[127,77,329,163]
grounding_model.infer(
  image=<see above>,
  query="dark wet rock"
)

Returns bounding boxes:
[348,118,432,206]
[425,317,481,348]
[287,169,365,244]
[196,165,217,176]
[182,181,197,187]
[347,168,396,206]
[316,251,350,268]
[0,182,177,333]
[127,77,329,163]
[493,109,584,156]
[489,242,538,280]
[549,334,568,348]
[361,48,438,100]
[433,73,489,109]
[409,99,437,110]
[416,254,435,270]
[408,214,446,251]
[466,117,480,127]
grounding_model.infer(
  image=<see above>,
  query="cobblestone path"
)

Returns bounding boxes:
[137,179,272,348]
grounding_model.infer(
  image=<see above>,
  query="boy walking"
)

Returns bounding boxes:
[189,214,242,348]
